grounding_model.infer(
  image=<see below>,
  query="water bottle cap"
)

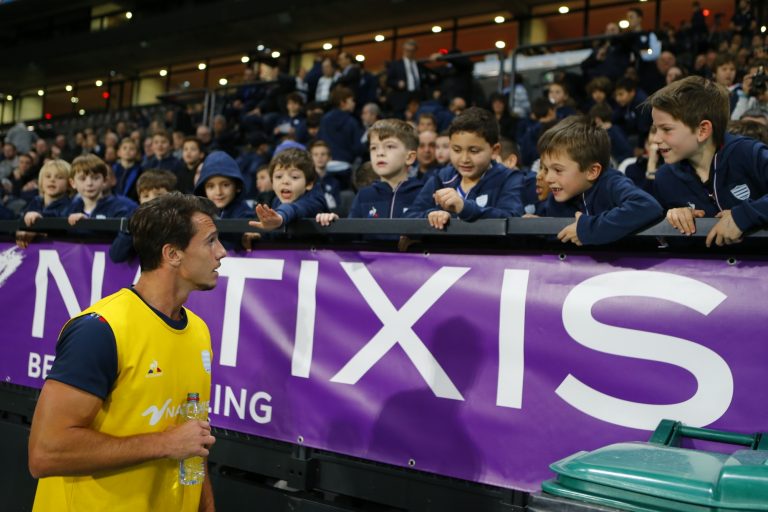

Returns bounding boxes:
[186,392,200,401]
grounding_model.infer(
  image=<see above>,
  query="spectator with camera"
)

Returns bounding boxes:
[731,60,768,121]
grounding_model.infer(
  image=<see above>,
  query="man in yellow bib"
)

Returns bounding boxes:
[29,193,226,511]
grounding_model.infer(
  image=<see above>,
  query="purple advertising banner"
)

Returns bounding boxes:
[1,241,767,491]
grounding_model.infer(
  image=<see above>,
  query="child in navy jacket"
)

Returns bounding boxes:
[249,148,328,236]
[536,115,663,245]
[406,107,524,229]
[648,75,768,247]
[194,151,254,250]
[16,160,73,248]
[66,154,137,223]
[316,118,423,226]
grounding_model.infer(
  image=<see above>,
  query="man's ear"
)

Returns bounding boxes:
[696,120,714,143]
[162,243,182,268]
[503,154,518,169]
[586,162,603,181]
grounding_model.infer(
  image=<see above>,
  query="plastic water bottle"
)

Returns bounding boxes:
[179,392,206,485]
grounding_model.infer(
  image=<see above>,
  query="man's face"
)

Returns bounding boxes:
[197,126,212,144]
[3,144,16,159]
[177,213,226,291]
[417,131,437,169]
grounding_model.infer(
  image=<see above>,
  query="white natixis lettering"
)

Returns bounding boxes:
[142,398,172,426]
[556,270,732,430]
[291,261,319,378]
[249,391,272,424]
[217,258,284,367]
[497,270,529,408]
[32,249,107,339]
[331,263,468,400]
[224,387,247,419]
[0,246,24,288]
[33,250,82,338]
[90,251,105,305]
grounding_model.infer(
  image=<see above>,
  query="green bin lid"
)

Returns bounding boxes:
[543,441,768,512]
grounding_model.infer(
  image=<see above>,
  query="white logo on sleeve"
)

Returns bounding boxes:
[730,184,750,200]
[202,350,212,374]
[476,194,488,207]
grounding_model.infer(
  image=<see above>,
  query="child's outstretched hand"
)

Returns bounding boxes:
[250,204,284,232]
[706,210,743,247]
[68,213,86,226]
[427,210,451,230]
[315,213,339,226]
[557,212,582,246]
[433,188,464,214]
[666,207,705,235]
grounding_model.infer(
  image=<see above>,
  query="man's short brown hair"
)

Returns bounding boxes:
[129,192,218,272]
[645,75,730,147]
[537,115,611,172]
[269,148,317,184]
[369,119,419,151]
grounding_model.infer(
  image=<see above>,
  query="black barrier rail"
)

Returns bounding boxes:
[2,217,768,239]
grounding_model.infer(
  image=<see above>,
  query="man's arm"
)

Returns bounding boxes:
[28,379,214,478]
[199,470,216,512]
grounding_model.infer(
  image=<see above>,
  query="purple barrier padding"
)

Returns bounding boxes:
[1,242,766,491]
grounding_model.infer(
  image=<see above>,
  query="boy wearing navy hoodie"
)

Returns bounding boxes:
[316,118,422,225]
[406,107,524,229]
[648,76,768,247]
[194,150,254,250]
[537,115,663,245]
